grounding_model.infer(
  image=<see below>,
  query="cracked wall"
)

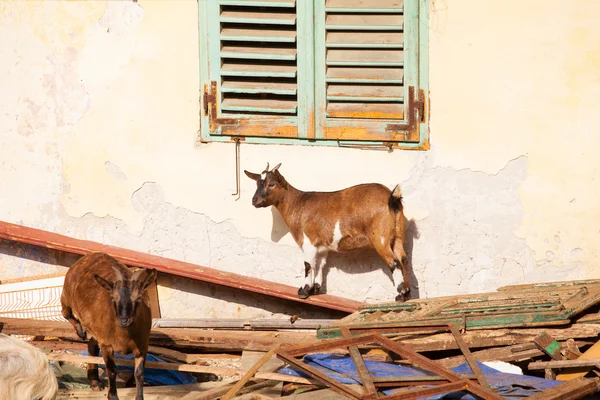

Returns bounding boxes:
[1,0,599,318]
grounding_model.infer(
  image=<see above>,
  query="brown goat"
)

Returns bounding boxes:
[61,252,157,400]
[245,163,410,301]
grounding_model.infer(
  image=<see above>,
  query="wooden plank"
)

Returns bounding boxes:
[221,45,297,61]
[239,349,284,397]
[530,358,600,369]
[534,331,564,360]
[327,103,403,119]
[0,317,319,352]
[47,353,315,384]
[557,340,600,381]
[390,324,600,353]
[221,98,297,113]
[326,14,403,30]
[327,84,402,101]
[326,0,403,10]
[220,11,296,25]
[326,66,403,84]
[220,28,296,42]
[437,343,544,368]
[221,63,297,78]
[0,220,364,313]
[526,377,598,400]
[148,345,201,364]
[222,344,281,400]
[146,280,161,319]
[340,327,377,399]
[327,49,403,66]
[327,31,403,48]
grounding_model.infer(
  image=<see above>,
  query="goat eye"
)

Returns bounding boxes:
[268,183,276,188]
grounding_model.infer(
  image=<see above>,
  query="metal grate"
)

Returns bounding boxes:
[0,276,67,340]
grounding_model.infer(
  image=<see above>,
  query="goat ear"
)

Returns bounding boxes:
[111,265,124,282]
[94,275,114,291]
[244,170,260,181]
[136,268,158,292]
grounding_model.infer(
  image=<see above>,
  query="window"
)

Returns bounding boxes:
[199,0,428,150]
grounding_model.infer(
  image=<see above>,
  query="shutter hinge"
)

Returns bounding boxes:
[203,81,238,132]
[386,86,427,142]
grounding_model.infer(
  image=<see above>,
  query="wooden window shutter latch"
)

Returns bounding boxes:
[385,86,427,142]
[202,81,238,132]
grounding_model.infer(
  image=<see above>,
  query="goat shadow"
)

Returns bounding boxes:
[270,208,421,300]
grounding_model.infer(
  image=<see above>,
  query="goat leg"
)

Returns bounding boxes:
[61,305,87,340]
[134,354,146,400]
[87,338,104,391]
[101,345,119,400]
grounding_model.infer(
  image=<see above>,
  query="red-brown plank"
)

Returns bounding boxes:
[0,220,364,313]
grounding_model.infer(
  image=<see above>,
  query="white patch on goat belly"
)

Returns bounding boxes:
[330,221,343,251]
[381,236,385,246]
[302,233,318,262]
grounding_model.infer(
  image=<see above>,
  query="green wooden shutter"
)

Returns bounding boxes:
[314,0,424,143]
[201,0,313,139]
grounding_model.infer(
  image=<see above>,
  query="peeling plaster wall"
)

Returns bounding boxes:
[1,0,599,318]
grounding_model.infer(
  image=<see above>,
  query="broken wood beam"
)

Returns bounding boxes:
[0,220,363,313]
[529,358,600,370]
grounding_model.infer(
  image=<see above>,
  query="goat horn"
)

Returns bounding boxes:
[111,265,124,282]
[264,162,270,172]
[272,163,281,172]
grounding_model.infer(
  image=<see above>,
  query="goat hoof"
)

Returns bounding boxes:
[298,285,311,299]
[395,283,411,302]
[311,283,321,295]
[90,380,104,391]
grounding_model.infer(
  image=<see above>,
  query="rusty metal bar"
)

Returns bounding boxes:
[385,86,425,142]
[286,333,378,357]
[277,349,363,400]
[448,323,492,392]
[340,327,378,399]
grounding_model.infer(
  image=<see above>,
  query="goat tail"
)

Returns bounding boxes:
[388,184,403,214]
[389,184,407,263]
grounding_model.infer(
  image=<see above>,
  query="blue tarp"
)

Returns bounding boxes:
[80,350,197,386]
[276,353,583,399]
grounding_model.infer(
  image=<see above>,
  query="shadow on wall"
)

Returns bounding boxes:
[156,274,348,320]
[0,240,81,281]
[269,211,421,300]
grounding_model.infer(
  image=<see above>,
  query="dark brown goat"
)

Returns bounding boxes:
[245,163,410,301]
[61,252,157,400]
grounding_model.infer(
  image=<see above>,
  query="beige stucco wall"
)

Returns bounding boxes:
[1,0,598,318]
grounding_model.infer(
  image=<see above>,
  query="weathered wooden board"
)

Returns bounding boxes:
[0,220,364,313]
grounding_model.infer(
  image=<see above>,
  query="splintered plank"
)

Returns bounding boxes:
[0,221,365,313]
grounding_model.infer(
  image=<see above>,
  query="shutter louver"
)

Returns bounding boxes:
[324,0,404,120]
[218,0,299,116]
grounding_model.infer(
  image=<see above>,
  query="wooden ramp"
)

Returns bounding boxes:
[0,220,364,313]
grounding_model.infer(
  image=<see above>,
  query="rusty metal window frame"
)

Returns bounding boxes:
[198,0,429,151]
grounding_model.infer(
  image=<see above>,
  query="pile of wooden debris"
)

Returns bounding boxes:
[2,278,600,399]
